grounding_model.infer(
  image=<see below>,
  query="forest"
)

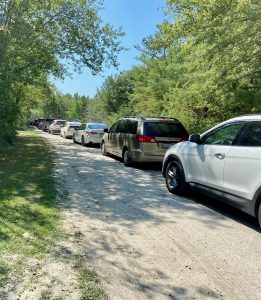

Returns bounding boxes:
[1,0,260,144]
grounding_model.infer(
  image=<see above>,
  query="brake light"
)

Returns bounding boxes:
[136,135,156,143]
[180,137,188,142]
[87,130,97,135]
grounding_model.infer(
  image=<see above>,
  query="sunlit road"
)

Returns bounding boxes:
[41,131,261,300]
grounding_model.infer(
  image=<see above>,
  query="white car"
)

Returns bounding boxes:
[48,119,66,134]
[162,115,261,227]
[73,123,108,146]
[60,121,81,138]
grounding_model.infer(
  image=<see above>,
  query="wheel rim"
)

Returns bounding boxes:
[166,164,180,189]
[123,151,129,164]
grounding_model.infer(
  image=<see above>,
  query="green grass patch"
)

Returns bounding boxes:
[0,132,62,287]
[75,255,105,300]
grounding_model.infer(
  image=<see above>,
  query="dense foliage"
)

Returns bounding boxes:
[95,0,261,132]
[0,0,123,144]
[1,0,260,140]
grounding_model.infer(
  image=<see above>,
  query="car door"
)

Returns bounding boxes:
[223,121,261,201]
[185,122,245,191]
[76,124,85,142]
[106,122,119,154]
[115,120,128,155]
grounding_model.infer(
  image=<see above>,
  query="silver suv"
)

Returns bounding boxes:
[101,116,189,166]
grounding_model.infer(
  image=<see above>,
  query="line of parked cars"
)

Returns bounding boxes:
[31,114,261,227]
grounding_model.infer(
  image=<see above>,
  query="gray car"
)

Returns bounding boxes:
[101,116,189,166]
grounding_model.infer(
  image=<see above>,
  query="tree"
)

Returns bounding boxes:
[0,0,124,144]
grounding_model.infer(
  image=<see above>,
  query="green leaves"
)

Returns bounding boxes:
[0,0,124,142]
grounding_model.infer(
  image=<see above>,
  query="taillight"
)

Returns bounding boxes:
[136,135,156,143]
[180,137,188,142]
[87,130,97,135]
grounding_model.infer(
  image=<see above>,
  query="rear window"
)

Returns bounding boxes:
[88,124,107,129]
[56,121,65,125]
[143,122,188,137]
[69,125,80,129]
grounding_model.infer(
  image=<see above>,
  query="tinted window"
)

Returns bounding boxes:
[79,124,86,130]
[203,122,244,145]
[110,122,119,133]
[88,124,107,129]
[125,120,138,134]
[238,121,261,146]
[69,125,80,129]
[56,121,65,125]
[143,122,188,137]
[117,120,128,133]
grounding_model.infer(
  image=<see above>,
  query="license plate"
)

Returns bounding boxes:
[162,143,173,149]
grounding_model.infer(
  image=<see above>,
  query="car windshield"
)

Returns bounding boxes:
[144,122,188,137]
[88,124,107,129]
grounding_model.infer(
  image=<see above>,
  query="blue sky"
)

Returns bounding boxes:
[53,0,166,98]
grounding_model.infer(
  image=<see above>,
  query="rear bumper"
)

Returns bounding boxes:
[86,136,103,144]
[131,149,164,163]
[51,128,62,134]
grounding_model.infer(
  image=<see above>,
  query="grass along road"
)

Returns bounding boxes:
[0,132,104,300]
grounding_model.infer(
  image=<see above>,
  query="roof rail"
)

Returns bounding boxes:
[123,116,146,120]
[123,116,180,121]
[144,116,180,121]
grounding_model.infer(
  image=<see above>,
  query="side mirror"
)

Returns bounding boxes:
[104,128,109,133]
[189,134,201,144]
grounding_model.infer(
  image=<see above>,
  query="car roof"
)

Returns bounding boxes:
[121,116,180,122]
[86,123,107,125]
[67,122,81,125]
[224,114,261,123]
[54,119,66,122]
[201,114,261,136]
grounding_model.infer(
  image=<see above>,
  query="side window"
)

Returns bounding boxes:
[125,120,138,134]
[110,122,119,133]
[117,120,128,133]
[203,122,244,145]
[238,121,261,146]
[80,124,85,130]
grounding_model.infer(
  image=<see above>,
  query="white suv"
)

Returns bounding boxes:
[48,119,66,135]
[162,115,261,227]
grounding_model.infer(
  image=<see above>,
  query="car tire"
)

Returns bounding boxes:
[81,136,86,146]
[258,203,261,228]
[101,142,108,156]
[123,149,132,167]
[73,135,76,143]
[165,160,186,195]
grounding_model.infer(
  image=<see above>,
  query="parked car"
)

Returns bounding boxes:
[60,121,81,138]
[48,119,66,134]
[42,118,55,132]
[73,123,108,145]
[101,116,189,166]
[162,115,261,227]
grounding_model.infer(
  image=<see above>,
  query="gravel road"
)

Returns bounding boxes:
[41,131,261,300]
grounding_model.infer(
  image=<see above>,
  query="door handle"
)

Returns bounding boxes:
[214,153,225,159]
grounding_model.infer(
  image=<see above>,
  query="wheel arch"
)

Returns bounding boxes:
[163,154,186,180]
[253,187,261,217]
[122,145,128,157]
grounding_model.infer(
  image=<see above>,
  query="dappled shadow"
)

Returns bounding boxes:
[39,132,261,299]
[48,132,259,232]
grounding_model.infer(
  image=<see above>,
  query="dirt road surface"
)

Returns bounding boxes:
[41,131,261,300]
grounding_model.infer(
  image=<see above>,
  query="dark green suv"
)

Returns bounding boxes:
[101,116,189,166]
